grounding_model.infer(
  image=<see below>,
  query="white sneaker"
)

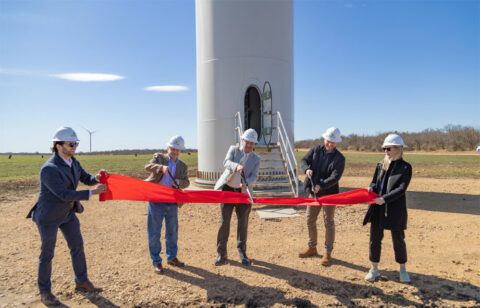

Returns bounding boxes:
[399,269,411,283]
[364,268,380,282]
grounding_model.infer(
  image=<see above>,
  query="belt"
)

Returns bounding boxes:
[223,185,242,193]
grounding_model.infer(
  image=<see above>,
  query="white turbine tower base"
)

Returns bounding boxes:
[195,0,294,185]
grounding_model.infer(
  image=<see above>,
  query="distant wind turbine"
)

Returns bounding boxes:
[82,126,98,153]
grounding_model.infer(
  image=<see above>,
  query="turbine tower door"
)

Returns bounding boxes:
[244,86,262,140]
[261,81,273,146]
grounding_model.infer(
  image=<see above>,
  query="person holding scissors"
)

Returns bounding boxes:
[214,128,260,266]
[298,127,345,266]
[144,135,190,274]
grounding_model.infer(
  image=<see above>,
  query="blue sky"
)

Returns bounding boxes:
[1,0,479,152]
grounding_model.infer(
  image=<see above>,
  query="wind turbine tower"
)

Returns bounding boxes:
[82,126,97,153]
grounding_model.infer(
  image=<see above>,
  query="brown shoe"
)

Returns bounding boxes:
[299,246,318,258]
[154,263,164,274]
[167,257,185,267]
[75,280,102,293]
[40,292,61,306]
[321,252,332,266]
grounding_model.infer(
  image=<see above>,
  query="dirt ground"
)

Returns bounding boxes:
[0,176,479,307]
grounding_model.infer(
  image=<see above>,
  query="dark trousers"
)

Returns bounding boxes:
[216,185,252,258]
[369,222,407,264]
[36,214,88,294]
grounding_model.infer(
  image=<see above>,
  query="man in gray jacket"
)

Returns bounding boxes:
[214,128,260,266]
[27,127,106,306]
[299,127,345,266]
[144,135,190,274]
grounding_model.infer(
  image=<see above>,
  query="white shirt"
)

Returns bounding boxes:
[226,152,250,188]
[61,156,73,167]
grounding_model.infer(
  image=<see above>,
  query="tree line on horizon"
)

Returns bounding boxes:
[0,149,198,156]
[3,125,479,155]
[295,125,480,152]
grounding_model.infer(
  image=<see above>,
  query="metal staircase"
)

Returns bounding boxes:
[235,111,299,198]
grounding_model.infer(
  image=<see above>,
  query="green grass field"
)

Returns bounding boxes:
[294,151,480,179]
[0,153,198,182]
[0,151,478,194]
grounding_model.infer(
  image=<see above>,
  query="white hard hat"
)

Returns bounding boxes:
[382,133,406,148]
[322,127,342,143]
[241,128,258,143]
[166,135,185,150]
[51,127,80,142]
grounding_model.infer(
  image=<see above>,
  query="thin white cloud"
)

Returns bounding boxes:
[51,73,124,82]
[0,68,39,76]
[144,85,189,92]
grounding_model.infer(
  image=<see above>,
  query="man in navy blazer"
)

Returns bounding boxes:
[27,127,106,306]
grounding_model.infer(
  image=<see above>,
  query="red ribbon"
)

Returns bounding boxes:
[98,172,378,206]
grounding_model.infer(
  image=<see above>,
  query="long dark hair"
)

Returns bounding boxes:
[51,142,64,154]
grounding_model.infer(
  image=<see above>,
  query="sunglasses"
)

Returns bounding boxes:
[64,142,79,148]
[383,147,400,152]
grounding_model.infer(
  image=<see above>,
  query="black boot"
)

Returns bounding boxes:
[239,251,251,266]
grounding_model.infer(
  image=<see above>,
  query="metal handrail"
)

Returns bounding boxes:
[234,110,298,197]
[277,112,296,163]
[234,111,244,145]
[276,111,299,196]
[277,130,298,196]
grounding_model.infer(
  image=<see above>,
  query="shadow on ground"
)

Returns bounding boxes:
[339,187,480,215]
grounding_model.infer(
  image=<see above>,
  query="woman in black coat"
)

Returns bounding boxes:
[363,134,412,283]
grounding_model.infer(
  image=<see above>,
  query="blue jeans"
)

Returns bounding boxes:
[36,214,88,294]
[147,202,178,265]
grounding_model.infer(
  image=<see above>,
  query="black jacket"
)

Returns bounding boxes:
[363,159,412,230]
[300,145,345,196]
